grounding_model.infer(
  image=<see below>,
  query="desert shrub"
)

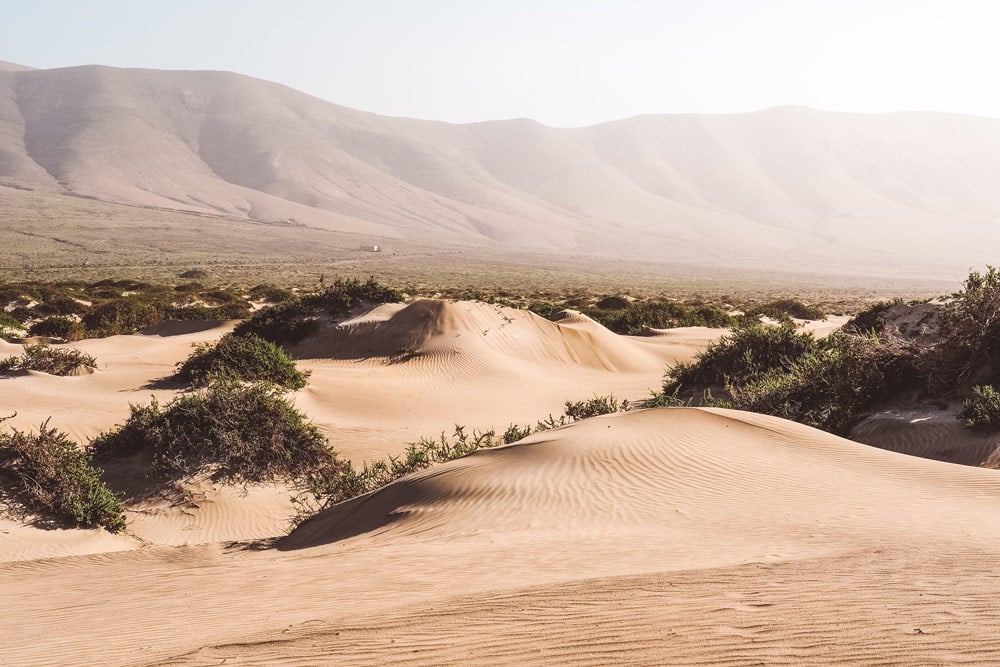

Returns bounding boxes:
[28,316,86,341]
[594,295,631,310]
[235,277,402,346]
[938,267,1000,385]
[0,311,23,329]
[959,385,1000,432]
[34,294,88,317]
[0,419,125,531]
[845,299,904,334]
[166,302,252,320]
[664,324,819,392]
[248,284,295,304]
[583,300,735,335]
[745,299,826,322]
[173,333,307,388]
[563,395,630,420]
[9,306,33,322]
[82,297,166,335]
[0,311,24,342]
[0,344,97,376]
[233,299,318,345]
[89,382,334,481]
[199,289,242,305]
[725,334,899,435]
[179,269,209,279]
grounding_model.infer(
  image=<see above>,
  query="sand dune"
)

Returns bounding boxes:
[4,64,1000,273]
[4,407,1000,665]
[1,302,716,556]
[291,300,706,462]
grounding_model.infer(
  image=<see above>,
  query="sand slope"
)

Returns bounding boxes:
[4,64,1000,272]
[2,303,715,555]
[292,300,706,461]
[4,407,1000,665]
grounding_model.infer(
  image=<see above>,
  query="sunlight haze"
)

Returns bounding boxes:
[3,0,999,126]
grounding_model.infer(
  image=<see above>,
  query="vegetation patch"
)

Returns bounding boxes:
[234,277,403,346]
[744,298,826,323]
[0,418,126,532]
[174,333,308,389]
[0,344,97,376]
[28,316,86,341]
[90,382,335,482]
[959,385,1000,432]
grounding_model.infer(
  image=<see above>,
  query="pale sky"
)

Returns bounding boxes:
[2,0,999,127]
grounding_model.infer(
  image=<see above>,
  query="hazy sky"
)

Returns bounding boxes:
[3,0,999,126]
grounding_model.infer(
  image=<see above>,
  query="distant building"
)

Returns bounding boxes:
[360,243,380,252]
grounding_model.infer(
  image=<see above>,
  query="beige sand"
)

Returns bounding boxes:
[4,407,1000,665]
[1,302,717,557]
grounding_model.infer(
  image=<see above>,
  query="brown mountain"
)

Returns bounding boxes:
[3,62,1000,274]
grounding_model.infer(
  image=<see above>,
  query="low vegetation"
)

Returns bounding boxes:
[526,297,736,334]
[0,278,260,340]
[0,418,126,532]
[959,385,1000,432]
[28,315,86,340]
[234,277,403,345]
[173,333,308,389]
[90,382,335,482]
[0,344,97,376]
[653,266,1000,437]
[744,298,826,323]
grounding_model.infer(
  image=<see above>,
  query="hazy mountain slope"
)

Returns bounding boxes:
[2,63,1000,270]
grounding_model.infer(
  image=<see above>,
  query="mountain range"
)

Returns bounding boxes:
[3,59,1000,275]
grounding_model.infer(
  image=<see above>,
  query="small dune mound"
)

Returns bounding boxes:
[283,407,1000,552]
[851,408,1000,466]
[291,299,669,373]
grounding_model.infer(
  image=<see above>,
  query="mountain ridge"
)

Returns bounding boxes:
[3,63,1000,273]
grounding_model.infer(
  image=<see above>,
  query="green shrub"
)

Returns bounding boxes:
[582,300,735,335]
[235,277,402,346]
[0,344,97,376]
[34,295,88,317]
[248,284,295,304]
[845,299,904,334]
[725,334,896,435]
[166,302,252,320]
[173,333,307,388]
[28,316,86,341]
[563,395,629,420]
[0,419,126,532]
[959,385,1000,432]
[938,267,1000,385]
[82,297,166,335]
[664,324,819,392]
[0,311,22,329]
[745,299,826,322]
[90,382,335,482]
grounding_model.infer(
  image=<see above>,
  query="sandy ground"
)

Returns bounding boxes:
[1,302,719,557]
[4,408,1000,665]
[4,303,1000,665]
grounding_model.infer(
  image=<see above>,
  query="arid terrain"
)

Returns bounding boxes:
[3,293,1000,665]
[4,53,1000,667]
